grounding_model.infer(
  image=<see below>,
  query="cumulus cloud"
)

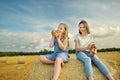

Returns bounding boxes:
[20,46,26,49]
[0,30,49,52]
[91,26,120,38]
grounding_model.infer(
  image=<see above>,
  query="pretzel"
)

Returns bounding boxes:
[90,43,97,56]
[51,30,59,37]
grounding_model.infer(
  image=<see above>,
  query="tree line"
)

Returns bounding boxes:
[0,48,120,57]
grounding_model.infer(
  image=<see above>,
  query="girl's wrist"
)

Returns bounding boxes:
[52,36,55,39]
[57,37,60,41]
[56,36,60,39]
[85,47,89,50]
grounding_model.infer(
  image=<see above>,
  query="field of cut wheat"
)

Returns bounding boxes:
[0,52,120,80]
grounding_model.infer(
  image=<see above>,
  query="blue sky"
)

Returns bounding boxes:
[0,0,120,52]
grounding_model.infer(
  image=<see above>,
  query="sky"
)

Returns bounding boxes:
[0,0,120,52]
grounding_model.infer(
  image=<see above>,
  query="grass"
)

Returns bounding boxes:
[0,52,120,80]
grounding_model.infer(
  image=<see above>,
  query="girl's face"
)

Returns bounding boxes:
[57,25,65,35]
[79,23,87,34]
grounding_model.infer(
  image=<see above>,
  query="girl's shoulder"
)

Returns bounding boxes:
[88,33,92,36]
[74,34,82,40]
[65,37,69,40]
[88,33,93,38]
[63,37,69,42]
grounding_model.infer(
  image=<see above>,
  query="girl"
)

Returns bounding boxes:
[40,23,69,80]
[74,20,114,80]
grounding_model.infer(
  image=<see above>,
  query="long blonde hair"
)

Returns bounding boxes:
[59,23,68,41]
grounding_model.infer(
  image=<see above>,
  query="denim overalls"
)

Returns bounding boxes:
[46,38,69,62]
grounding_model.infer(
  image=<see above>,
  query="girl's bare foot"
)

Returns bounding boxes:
[61,62,64,68]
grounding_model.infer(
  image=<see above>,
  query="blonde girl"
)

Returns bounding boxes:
[40,23,69,80]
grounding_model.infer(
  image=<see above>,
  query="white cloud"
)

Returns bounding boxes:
[12,44,16,47]
[0,30,50,52]
[91,26,119,38]
[20,46,26,49]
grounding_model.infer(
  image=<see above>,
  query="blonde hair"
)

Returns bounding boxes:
[59,23,68,41]
[78,20,90,34]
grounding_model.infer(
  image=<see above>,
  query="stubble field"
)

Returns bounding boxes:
[0,52,120,80]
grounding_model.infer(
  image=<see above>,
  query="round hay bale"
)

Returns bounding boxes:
[29,59,118,80]
[18,56,25,64]
[0,57,7,63]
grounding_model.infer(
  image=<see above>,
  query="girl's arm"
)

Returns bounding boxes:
[74,40,89,51]
[50,36,55,48]
[57,38,68,51]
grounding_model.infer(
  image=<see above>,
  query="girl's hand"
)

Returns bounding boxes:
[87,43,91,50]
[88,43,97,56]
[57,30,62,39]
[88,43,94,50]
[51,30,55,37]
[50,35,55,48]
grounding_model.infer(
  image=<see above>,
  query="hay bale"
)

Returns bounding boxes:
[18,56,25,64]
[0,57,7,63]
[29,59,118,80]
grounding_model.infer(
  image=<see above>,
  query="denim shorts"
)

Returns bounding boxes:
[45,52,69,62]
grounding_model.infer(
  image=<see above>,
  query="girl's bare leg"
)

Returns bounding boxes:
[61,62,64,67]
[88,76,94,80]
[52,57,63,80]
[40,55,54,64]
[106,73,114,80]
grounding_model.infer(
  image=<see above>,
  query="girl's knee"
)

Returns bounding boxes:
[40,56,45,62]
[55,57,63,63]
[84,57,91,63]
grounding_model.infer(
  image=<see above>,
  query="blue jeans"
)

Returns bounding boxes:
[76,51,109,77]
